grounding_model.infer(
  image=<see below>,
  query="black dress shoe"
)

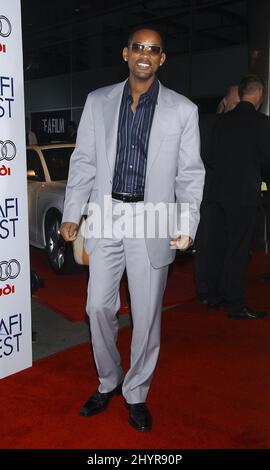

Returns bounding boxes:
[125,402,152,432]
[228,306,268,320]
[208,302,221,310]
[197,295,208,305]
[79,382,123,416]
[208,300,226,310]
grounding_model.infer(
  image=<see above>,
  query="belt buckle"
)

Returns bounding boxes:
[121,193,133,202]
[112,192,143,202]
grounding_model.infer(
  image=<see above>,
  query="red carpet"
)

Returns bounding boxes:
[30,247,195,322]
[1,304,270,449]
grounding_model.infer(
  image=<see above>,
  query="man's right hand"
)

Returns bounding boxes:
[60,222,79,241]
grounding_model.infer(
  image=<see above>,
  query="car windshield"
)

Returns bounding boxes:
[42,147,74,181]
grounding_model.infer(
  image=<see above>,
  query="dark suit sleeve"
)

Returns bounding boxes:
[206,118,221,170]
[259,118,270,185]
[199,114,221,200]
[199,114,217,170]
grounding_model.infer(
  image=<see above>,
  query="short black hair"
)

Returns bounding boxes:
[238,74,265,98]
[127,25,165,50]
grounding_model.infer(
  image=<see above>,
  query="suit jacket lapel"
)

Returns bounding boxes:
[146,83,174,177]
[103,81,126,176]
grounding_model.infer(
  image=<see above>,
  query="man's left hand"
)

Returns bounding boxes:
[170,234,193,251]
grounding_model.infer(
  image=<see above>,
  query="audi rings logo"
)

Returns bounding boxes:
[0,16,12,38]
[0,140,16,161]
[0,259,20,281]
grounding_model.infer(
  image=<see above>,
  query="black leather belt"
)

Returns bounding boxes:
[112,192,144,202]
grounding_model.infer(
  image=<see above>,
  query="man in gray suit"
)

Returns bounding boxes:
[60,27,205,432]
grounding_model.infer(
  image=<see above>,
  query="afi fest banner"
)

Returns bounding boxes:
[0,1,32,378]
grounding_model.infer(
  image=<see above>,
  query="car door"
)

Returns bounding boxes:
[27,149,45,243]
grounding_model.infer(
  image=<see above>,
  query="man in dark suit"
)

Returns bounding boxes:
[262,185,270,279]
[195,85,240,303]
[206,74,270,319]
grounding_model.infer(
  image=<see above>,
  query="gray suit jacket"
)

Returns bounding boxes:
[62,80,205,268]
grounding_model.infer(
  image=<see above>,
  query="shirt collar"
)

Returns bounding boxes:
[234,101,256,113]
[123,78,159,105]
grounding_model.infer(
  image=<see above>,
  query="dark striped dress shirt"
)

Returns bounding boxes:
[112,78,159,195]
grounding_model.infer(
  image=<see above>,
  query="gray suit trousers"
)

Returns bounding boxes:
[86,202,169,404]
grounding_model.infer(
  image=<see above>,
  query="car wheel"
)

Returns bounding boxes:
[45,212,78,274]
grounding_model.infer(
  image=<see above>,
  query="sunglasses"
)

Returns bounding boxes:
[129,42,162,56]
